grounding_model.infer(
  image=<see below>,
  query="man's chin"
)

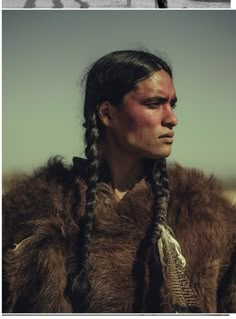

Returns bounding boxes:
[144,151,171,160]
[152,147,172,159]
[136,145,172,160]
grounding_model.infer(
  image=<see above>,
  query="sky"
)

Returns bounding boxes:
[2,10,236,180]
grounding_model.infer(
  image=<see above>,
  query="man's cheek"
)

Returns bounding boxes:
[127,111,154,127]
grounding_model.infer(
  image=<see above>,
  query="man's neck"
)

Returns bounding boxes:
[102,144,144,200]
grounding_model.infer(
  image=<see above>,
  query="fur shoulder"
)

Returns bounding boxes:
[167,161,235,260]
[3,156,83,249]
[167,162,235,218]
[167,162,236,234]
[168,162,224,197]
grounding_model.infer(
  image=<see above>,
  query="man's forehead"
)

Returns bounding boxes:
[133,80,176,98]
[135,72,174,89]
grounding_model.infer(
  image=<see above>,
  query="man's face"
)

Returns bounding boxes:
[106,69,178,160]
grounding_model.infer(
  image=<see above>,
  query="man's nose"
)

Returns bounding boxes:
[162,104,178,128]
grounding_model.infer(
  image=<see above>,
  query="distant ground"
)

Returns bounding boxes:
[224,190,236,204]
[2,0,230,8]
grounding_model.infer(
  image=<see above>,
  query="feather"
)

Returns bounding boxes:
[157,223,201,312]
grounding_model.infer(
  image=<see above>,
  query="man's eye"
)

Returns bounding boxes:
[171,103,177,109]
[145,102,161,108]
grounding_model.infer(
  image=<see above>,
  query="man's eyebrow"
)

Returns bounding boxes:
[142,96,168,103]
[142,96,178,104]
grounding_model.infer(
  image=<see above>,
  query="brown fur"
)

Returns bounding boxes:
[2,157,236,313]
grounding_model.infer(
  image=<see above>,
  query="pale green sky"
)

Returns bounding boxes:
[2,10,236,179]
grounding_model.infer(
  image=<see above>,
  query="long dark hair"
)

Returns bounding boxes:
[73,50,172,311]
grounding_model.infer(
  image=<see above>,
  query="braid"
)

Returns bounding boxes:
[150,158,201,312]
[72,112,100,311]
[83,112,100,258]
[151,158,170,243]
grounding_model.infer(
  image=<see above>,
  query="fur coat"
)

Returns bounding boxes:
[2,157,236,313]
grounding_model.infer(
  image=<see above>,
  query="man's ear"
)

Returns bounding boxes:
[96,101,115,127]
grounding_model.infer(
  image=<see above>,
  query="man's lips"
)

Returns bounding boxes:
[159,132,175,138]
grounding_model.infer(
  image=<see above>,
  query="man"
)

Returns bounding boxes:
[3,50,235,313]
